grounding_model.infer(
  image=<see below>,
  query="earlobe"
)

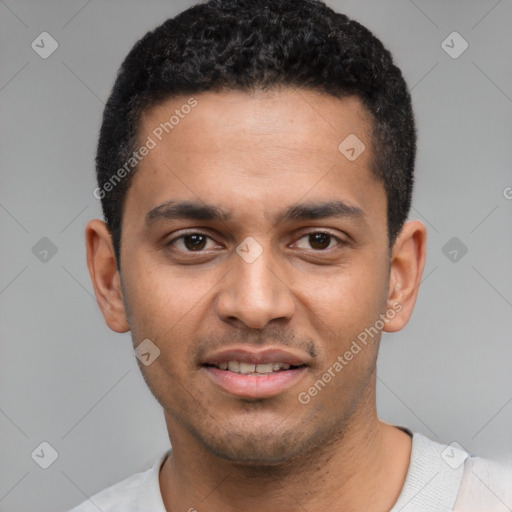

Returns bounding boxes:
[85,219,130,333]
[384,220,427,333]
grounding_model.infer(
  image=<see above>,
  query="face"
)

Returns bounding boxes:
[87,88,424,465]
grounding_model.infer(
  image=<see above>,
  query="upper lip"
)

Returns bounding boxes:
[201,346,309,367]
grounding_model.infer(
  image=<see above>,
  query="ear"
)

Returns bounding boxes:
[383,220,427,333]
[85,219,130,333]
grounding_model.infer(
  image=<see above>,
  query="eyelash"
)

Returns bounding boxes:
[166,230,345,253]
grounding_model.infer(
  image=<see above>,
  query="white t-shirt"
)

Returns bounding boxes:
[68,429,512,511]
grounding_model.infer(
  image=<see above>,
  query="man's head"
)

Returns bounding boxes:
[94,0,416,269]
[86,0,426,466]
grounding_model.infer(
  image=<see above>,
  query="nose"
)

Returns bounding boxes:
[214,242,296,330]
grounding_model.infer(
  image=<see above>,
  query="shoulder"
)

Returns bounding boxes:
[67,471,142,512]
[67,451,169,512]
[455,453,512,511]
[391,429,483,511]
[402,429,512,510]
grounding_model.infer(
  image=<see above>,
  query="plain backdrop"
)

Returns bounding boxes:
[1,1,511,510]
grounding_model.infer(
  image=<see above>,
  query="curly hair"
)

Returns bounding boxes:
[96,0,416,269]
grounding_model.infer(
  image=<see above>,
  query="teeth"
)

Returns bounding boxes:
[227,361,240,372]
[217,361,294,374]
[239,362,256,374]
[255,363,273,374]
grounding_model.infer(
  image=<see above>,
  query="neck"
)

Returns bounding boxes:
[159,398,411,512]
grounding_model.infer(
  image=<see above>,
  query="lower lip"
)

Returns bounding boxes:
[203,366,308,399]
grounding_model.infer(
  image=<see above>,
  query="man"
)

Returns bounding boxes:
[74,0,511,510]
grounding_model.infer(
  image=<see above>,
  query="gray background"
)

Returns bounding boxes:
[1,0,511,510]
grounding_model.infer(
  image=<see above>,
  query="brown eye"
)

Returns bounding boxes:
[182,234,208,251]
[295,232,340,251]
[308,233,332,250]
[167,232,216,252]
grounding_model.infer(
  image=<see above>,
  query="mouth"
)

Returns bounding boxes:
[204,361,304,374]
[201,347,309,399]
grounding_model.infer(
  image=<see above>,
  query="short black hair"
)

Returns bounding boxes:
[95,0,416,269]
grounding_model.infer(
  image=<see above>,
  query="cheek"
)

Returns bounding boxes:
[122,258,218,339]
[298,269,386,401]
[301,259,388,336]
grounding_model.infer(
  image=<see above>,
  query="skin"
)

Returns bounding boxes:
[86,88,427,511]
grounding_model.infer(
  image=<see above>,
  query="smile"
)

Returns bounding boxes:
[206,361,296,374]
[200,346,311,398]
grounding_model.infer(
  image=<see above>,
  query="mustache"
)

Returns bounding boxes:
[191,326,318,360]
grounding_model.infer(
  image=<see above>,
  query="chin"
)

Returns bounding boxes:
[202,433,308,466]
[188,416,336,468]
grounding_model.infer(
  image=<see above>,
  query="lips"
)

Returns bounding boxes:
[202,347,308,367]
[201,346,309,399]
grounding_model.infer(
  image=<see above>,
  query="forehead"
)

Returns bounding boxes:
[140,88,373,158]
[124,88,385,230]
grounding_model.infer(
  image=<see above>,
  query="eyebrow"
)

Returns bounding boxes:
[145,199,365,228]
